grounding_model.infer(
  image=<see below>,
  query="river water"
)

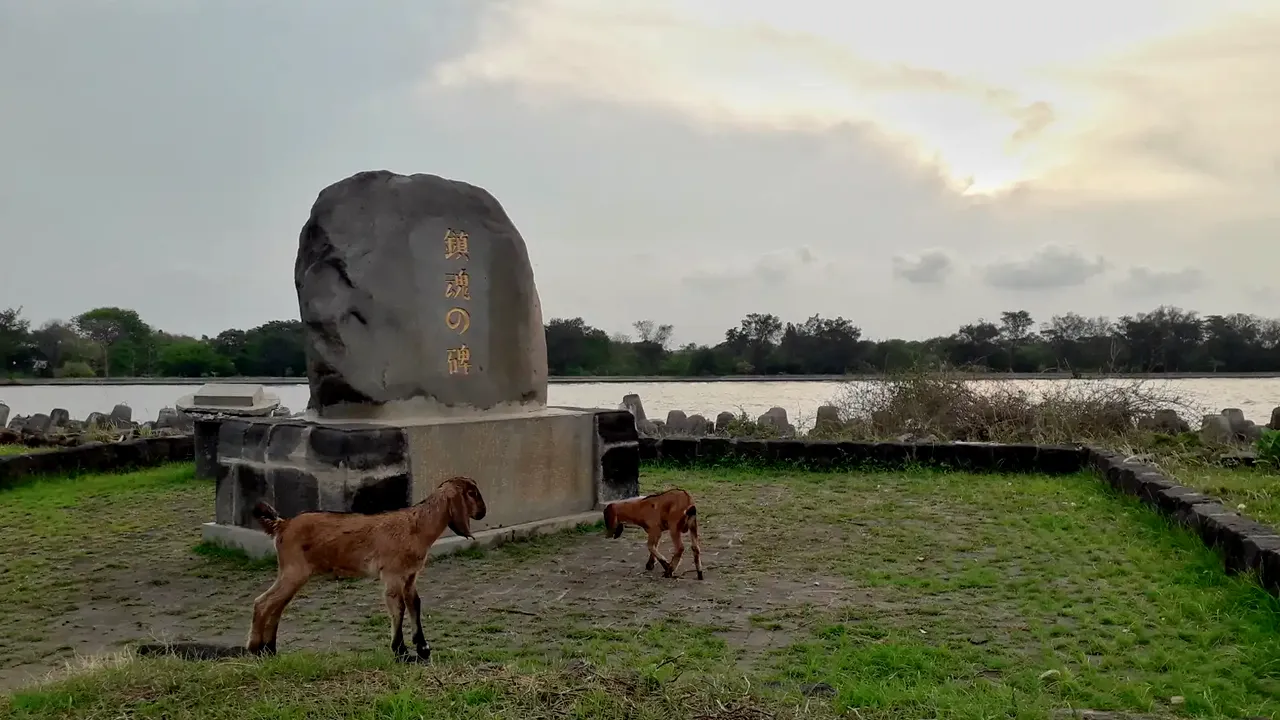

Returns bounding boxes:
[2,378,1278,430]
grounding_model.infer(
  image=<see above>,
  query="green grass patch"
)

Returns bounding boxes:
[0,463,207,664]
[2,652,774,720]
[0,444,52,457]
[3,462,1280,719]
[1170,462,1280,527]
[657,466,1280,719]
[190,542,277,572]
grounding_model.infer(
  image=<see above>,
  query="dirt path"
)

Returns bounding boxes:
[0,495,844,691]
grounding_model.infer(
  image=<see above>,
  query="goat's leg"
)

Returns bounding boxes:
[665,527,685,578]
[403,574,431,662]
[645,527,671,574]
[248,569,309,656]
[381,574,415,663]
[690,523,704,581]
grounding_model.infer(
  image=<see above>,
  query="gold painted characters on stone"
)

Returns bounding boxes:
[447,345,471,375]
[444,229,470,260]
[446,307,471,334]
[445,269,470,300]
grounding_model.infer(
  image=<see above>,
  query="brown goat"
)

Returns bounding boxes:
[603,488,703,580]
[246,475,487,662]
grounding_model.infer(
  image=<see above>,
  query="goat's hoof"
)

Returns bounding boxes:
[697,571,704,580]
[415,645,432,663]
[395,653,429,665]
[249,641,277,657]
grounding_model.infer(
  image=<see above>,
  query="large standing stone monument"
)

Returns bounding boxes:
[201,170,639,558]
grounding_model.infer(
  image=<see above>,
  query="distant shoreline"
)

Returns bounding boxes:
[4,371,1280,387]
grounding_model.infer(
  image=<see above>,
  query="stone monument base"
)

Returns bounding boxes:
[201,509,602,560]
[197,408,639,559]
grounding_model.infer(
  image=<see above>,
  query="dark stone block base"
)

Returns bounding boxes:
[593,410,639,504]
[208,409,641,529]
[211,417,411,529]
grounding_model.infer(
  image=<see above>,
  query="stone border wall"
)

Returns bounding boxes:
[640,437,1280,596]
[0,435,195,489]
[594,410,641,503]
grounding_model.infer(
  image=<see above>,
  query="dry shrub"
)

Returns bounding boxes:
[826,368,1201,445]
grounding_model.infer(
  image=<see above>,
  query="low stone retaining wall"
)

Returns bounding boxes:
[640,437,1280,596]
[640,437,1088,474]
[0,435,194,488]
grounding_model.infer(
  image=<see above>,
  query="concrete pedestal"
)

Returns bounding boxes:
[200,408,639,558]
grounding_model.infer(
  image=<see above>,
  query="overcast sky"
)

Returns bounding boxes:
[2,0,1277,345]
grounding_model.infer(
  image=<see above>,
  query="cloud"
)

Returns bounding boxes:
[682,246,823,289]
[892,250,953,284]
[3,0,1280,349]
[1117,266,1206,296]
[980,245,1107,290]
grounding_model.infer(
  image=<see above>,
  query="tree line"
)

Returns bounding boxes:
[2,305,1280,379]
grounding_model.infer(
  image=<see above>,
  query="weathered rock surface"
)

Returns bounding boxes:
[1271,406,1280,430]
[715,411,735,433]
[758,406,788,428]
[49,408,70,428]
[25,413,51,435]
[686,413,711,435]
[1241,420,1263,443]
[1137,408,1190,434]
[664,410,688,434]
[1199,414,1235,445]
[756,406,796,436]
[1222,408,1248,434]
[110,403,133,426]
[156,407,195,433]
[296,170,548,419]
[0,402,8,428]
[814,405,843,433]
[621,394,647,423]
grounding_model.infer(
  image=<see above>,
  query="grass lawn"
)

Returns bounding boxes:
[1,463,1279,719]
[1170,462,1280,527]
[0,444,46,456]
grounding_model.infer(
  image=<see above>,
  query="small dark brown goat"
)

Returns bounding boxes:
[246,475,486,662]
[603,488,703,579]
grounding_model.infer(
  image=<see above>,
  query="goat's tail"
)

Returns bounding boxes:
[685,504,699,538]
[253,502,284,537]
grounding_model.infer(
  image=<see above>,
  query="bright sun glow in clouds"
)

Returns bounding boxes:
[432,0,1278,198]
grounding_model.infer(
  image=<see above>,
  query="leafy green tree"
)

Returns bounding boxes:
[242,321,307,376]
[73,307,153,377]
[545,318,614,376]
[29,320,95,377]
[0,306,33,376]
[777,315,862,374]
[157,339,237,377]
[631,320,674,375]
[723,313,783,374]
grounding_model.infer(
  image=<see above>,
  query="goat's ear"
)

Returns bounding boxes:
[447,488,473,539]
